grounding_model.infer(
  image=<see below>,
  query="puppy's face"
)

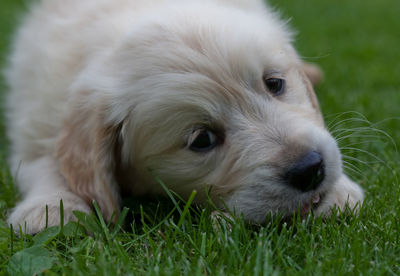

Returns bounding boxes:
[90,11,342,222]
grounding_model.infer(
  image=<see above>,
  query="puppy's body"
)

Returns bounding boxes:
[6,0,363,233]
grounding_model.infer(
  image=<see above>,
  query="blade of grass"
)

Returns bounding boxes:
[59,200,64,235]
[45,205,48,229]
[168,190,196,244]
[92,200,111,241]
[153,175,182,215]
[111,207,129,238]
[10,223,13,255]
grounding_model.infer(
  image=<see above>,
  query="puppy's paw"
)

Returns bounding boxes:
[8,193,91,234]
[316,175,364,216]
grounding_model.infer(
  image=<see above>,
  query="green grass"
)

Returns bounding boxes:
[1,0,400,275]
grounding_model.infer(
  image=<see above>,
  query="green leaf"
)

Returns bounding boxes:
[62,221,86,237]
[73,210,103,235]
[32,226,60,245]
[7,245,54,276]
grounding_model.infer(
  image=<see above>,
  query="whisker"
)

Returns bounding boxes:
[341,159,363,174]
[336,134,383,143]
[298,53,331,60]
[332,126,386,137]
[342,162,367,181]
[336,128,396,151]
[341,147,387,165]
[341,154,374,169]
[324,111,398,186]
[326,111,371,131]
[339,140,385,148]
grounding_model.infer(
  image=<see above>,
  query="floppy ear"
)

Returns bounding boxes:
[302,62,323,86]
[56,93,122,221]
[298,63,324,125]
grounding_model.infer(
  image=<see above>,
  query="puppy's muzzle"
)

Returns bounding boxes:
[285,151,325,192]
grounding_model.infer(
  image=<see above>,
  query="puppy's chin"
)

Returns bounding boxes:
[218,131,343,224]
[222,182,337,224]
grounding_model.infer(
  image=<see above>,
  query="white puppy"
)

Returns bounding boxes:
[6,0,364,234]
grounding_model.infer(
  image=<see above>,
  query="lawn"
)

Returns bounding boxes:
[0,0,399,275]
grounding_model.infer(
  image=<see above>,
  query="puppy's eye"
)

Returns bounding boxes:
[263,77,285,96]
[188,129,218,152]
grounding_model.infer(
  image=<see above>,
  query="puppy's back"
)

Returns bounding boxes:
[5,0,273,170]
[6,0,140,167]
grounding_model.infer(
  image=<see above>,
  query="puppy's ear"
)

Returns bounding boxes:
[302,62,323,86]
[56,93,122,221]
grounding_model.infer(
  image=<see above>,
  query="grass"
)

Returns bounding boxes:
[0,0,399,275]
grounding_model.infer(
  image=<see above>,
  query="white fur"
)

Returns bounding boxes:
[6,0,363,234]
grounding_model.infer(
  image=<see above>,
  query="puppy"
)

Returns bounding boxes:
[6,0,364,234]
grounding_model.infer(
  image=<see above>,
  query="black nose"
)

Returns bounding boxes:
[285,151,325,192]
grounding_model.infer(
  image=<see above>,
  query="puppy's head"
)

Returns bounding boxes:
[60,4,342,222]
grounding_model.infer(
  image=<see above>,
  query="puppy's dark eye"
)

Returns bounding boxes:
[264,77,285,96]
[188,129,218,152]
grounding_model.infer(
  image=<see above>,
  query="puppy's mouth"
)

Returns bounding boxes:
[299,192,325,216]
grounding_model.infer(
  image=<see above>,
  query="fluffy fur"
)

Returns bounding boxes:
[6,0,364,234]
